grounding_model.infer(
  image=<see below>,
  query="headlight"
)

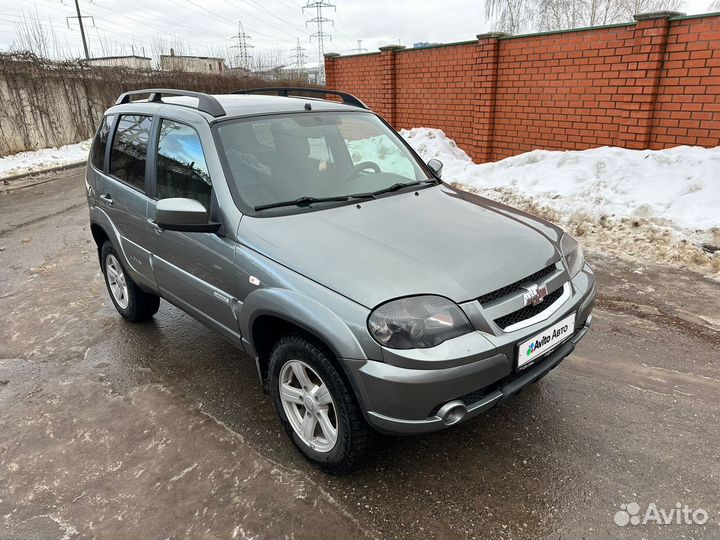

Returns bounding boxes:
[368,295,473,349]
[561,233,585,277]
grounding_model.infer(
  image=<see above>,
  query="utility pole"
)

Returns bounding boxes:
[303,0,334,84]
[229,20,253,70]
[66,0,93,59]
[352,39,367,54]
[290,37,307,68]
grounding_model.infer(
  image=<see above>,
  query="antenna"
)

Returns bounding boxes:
[303,0,335,84]
[290,37,307,68]
[229,20,254,70]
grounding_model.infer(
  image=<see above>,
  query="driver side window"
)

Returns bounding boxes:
[156,120,212,210]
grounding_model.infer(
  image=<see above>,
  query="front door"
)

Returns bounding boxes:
[146,118,240,342]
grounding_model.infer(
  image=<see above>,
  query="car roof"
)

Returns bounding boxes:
[105,93,369,122]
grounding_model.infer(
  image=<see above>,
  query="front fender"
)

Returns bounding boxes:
[238,287,369,361]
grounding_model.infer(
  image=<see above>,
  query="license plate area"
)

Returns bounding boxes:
[516,313,576,371]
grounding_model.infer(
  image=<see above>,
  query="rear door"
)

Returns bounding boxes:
[145,117,240,342]
[94,113,156,288]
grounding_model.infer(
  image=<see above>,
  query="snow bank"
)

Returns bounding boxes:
[0,140,91,179]
[401,127,720,278]
[402,127,719,231]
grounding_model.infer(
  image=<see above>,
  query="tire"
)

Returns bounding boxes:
[269,333,378,474]
[101,241,160,322]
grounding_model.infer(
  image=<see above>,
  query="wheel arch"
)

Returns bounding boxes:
[240,288,368,397]
[90,222,110,266]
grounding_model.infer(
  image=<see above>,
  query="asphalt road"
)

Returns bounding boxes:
[1,168,719,539]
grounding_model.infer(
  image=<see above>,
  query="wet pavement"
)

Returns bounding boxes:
[1,168,719,539]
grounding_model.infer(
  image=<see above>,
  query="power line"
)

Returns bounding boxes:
[229,20,253,69]
[303,0,334,84]
[289,37,306,68]
[352,39,366,54]
[65,0,93,59]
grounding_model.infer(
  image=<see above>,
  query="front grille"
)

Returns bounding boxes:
[493,285,564,330]
[478,264,557,305]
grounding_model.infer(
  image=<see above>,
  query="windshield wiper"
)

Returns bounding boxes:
[254,195,350,211]
[254,179,440,211]
[349,179,439,200]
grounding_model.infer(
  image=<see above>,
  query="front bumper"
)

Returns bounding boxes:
[345,267,596,435]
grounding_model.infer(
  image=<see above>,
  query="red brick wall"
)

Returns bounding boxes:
[651,16,720,147]
[326,53,386,114]
[395,43,480,153]
[325,12,720,162]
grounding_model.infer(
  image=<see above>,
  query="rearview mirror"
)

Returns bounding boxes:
[154,198,220,233]
[427,158,443,179]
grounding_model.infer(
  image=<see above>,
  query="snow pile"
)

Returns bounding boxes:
[0,140,91,179]
[401,127,720,278]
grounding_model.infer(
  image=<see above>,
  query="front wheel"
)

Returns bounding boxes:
[101,241,160,322]
[269,334,377,474]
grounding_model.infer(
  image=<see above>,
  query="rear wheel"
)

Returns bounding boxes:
[101,241,160,322]
[269,333,377,474]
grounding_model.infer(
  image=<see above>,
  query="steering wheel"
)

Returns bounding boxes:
[341,161,381,183]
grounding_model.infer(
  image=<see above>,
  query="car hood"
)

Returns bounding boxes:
[238,185,564,308]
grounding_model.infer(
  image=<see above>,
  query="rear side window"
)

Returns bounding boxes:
[89,115,113,170]
[110,114,152,191]
[156,120,212,210]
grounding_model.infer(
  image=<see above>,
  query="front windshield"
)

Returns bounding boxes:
[214,111,430,211]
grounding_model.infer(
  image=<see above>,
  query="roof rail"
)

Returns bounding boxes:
[115,88,226,117]
[231,87,368,109]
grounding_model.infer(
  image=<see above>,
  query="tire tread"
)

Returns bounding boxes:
[269,332,378,474]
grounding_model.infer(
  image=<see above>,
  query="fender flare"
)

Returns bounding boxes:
[90,210,124,263]
[239,287,368,362]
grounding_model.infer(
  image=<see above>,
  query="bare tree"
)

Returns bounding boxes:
[11,8,52,58]
[251,47,286,74]
[486,0,684,33]
[709,0,720,9]
[485,0,536,33]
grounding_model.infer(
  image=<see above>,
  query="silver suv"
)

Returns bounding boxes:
[86,88,595,473]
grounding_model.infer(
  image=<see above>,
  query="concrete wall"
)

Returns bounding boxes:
[0,54,307,157]
[325,12,720,162]
[160,55,225,73]
[85,56,152,70]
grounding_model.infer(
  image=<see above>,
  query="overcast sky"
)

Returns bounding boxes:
[0,0,714,66]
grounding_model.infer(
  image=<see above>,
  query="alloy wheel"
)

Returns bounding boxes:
[105,254,129,309]
[279,359,338,453]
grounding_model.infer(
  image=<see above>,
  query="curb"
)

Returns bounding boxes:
[0,161,87,192]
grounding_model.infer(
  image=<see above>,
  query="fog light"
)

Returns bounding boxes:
[437,400,467,425]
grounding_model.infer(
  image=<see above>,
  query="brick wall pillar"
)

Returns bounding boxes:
[616,11,683,149]
[473,32,508,162]
[377,44,405,125]
[323,52,340,89]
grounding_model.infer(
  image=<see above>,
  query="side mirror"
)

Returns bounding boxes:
[154,198,220,233]
[427,158,443,179]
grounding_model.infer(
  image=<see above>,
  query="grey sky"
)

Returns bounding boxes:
[0,0,714,66]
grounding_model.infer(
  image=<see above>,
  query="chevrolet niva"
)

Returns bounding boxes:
[85,88,595,473]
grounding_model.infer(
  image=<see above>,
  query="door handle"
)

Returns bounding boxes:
[99,194,113,206]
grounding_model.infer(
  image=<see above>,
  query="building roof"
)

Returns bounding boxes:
[85,55,151,61]
[160,54,225,61]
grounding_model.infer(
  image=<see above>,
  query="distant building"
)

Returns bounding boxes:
[279,65,315,83]
[84,55,151,70]
[413,42,443,49]
[160,50,225,73]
